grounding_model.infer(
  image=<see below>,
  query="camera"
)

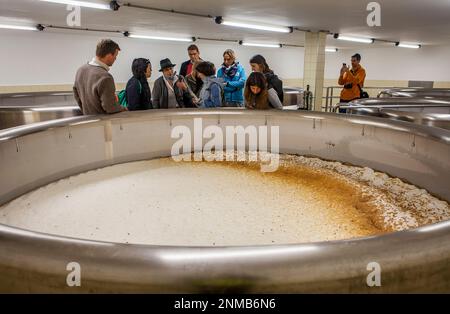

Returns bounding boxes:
[110,1,120,11]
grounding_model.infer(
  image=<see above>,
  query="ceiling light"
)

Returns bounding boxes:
[215,16,293,33]
[126,33,195,43]
[39,0,112,10]
[239,41,282,48]
[395,42,421,49]
[0,24,41,31]
[333,34,374,44]
[325,47,338,52]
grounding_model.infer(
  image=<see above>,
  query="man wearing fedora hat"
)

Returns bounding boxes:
[152,58,192,109]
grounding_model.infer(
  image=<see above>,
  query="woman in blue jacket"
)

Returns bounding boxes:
[217,49,246,107]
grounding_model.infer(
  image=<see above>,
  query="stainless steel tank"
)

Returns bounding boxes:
[378,88,450,99]
[340,98,450,130]
[0,105,82,130]
[0,92,81,130]
[0,110,449,293]
[0,91,77,107]
[282,87,304,109]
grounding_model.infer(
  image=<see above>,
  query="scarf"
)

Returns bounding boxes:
[221,62,239,78]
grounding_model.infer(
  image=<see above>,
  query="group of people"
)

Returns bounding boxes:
[73,39,285,115]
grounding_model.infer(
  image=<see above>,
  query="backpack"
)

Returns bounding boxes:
[204,81,224,107]
[358,84,369,99]
[213,82,225,107]
[215,77,226,105]
[117,80,142,108]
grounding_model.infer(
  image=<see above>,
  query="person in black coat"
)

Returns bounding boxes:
[249,55,284,103]
[126,58,153,111]
[179,44,202,77]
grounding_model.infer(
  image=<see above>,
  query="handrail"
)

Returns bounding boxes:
[378,88,450,98]
[324,86,400,112]
[334,103,450,113]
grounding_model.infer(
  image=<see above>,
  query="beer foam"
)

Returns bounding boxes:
[0,155,448,246]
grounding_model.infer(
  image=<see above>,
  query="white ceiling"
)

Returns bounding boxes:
[0,0,449,48]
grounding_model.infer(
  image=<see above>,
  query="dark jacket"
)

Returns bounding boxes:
[265,72,284,103]
[152,76,191,109]
[179,60,191,78]
[180,59,203,77]
[125,77,152,111]
[186,74,203,97]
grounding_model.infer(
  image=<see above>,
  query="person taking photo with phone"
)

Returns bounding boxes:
[338,53,367,113]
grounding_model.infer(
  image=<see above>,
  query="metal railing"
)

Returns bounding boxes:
[378,88,450,99]
[334,103,450,113]
[323,86,399,112]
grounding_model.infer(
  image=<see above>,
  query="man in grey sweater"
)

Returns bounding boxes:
[73,39,126,115]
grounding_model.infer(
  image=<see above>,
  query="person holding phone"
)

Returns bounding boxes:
[338,53,367,113]
[152,58,192,109]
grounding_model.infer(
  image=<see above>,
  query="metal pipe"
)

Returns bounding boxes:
[121,3,213,18]
[337,104,450,110]
[378,88,450,99]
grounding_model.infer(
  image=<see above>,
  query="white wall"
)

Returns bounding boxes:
[1,29,450,86]
[0,29,304,86]
[325,45,450,82]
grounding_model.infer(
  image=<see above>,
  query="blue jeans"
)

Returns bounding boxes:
[338,99,349,113]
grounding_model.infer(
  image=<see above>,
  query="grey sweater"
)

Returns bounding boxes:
[73,63,122,115]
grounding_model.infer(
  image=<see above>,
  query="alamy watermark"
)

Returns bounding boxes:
[366,262,382,287]
[367,2,381,27]
[66,261,81,287]
[170,118,280,172]
[66,5,81,27]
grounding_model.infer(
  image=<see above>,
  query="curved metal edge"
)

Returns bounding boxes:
[349,97,450,106]
[1,109,450,144]
[0,105,80,110]
[0,115,98,141]
[0,219,449,292]
[378,88,450,99]
[0,91,74,98]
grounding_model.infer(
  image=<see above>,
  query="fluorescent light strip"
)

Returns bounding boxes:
[128,34,193,42]
[336,35,374,44]
[220,20,291,33]
[241,42,281,48]
[39,0,111,10]
[325,47,338,52]
[0,24,37,31]
[396,43,421,49]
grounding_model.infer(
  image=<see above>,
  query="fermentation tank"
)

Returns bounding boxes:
[0,109,449,293]
[339,98,450,130]
[378,88,450,99]
[0,92,81,130]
